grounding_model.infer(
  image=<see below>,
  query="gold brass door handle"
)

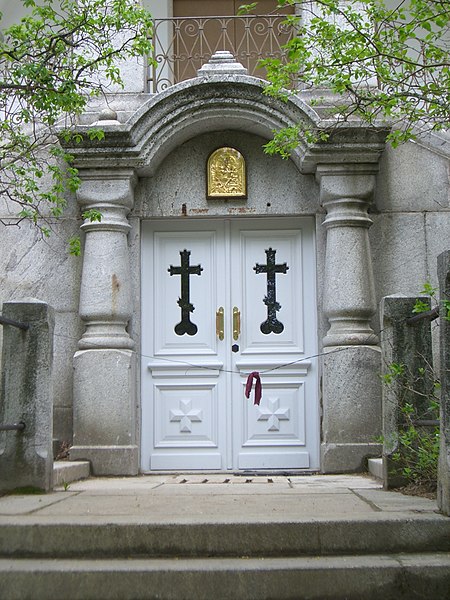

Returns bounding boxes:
[233,307,241,341]
[216,307,224,340]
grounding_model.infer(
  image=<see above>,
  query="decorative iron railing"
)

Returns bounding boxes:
[148,15,294,93]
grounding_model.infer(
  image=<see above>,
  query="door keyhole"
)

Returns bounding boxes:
[232,344,239,353]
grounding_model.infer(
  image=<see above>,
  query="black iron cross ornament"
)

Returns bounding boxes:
[168,249,203,336]
[254,248,289,334]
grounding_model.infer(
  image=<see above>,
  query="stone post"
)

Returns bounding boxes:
[0,300,54,492]
[438,251,450,516]
[380,295,433,489]
[317,164,382,472]
[70,169,139,475]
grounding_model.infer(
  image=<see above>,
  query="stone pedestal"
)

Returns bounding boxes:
[71,349,137,475]
[0,300,54,491]
[317,164,382,472]
[71,169,138,475]
[321,345,382,472]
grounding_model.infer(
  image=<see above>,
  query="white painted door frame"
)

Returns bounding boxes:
[141,217,319,472]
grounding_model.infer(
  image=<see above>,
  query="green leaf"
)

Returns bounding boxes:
[443,300,450,321]
[69,236,81,256]
[87,128,105,141]
[412,300,431,314]
[420,282,437,296]
[237,3,258,15]
[82,209,102,223]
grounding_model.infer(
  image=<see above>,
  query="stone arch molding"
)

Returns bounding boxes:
[67,78,320,176]
[130,77,319,175]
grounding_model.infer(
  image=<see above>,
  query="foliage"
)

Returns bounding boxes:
[383,358,440,489]
[412,281,450,320]
[240,0,450,152]
[0,0,153,252]
[391,402,440,488]
[382,287,444,490]
[382,361,406,385]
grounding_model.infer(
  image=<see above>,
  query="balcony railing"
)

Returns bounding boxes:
[148,15,294,93]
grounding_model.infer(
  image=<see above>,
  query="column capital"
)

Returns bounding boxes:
[316,163,378,205]
[300,124,387,174]
[76,168,137,209]
[76,168,137,235]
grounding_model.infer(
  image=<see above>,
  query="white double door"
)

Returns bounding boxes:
[141,218,319,471]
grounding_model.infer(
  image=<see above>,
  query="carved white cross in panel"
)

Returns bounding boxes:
[169,399,203,433]
[257,397,290,432]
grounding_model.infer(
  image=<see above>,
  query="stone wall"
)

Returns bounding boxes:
[137,130,319,218]
[0,193,82,447]
[372,141,450,327]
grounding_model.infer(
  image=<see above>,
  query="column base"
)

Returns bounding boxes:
[73,349,138,476]
[321,345,382,473]
[78,321,135,350]
[323,320,379,347]
[321,442,382,473]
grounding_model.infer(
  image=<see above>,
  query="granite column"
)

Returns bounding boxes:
[317,164,382,472]
[70,168,138,475]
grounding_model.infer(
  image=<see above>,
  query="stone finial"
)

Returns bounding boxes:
[91,108,120,126]
[197,50,248,76]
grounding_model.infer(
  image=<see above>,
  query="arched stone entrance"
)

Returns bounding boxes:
[66,53,387,475]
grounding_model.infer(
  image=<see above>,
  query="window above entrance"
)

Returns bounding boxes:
[148,0,295,92]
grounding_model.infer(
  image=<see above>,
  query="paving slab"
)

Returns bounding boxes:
[288,474,382,489]
[30,491,373,520]
[353,488,438,513]
[0,492,79,516]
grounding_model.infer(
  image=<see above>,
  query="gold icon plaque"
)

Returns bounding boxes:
[207,147,247,199]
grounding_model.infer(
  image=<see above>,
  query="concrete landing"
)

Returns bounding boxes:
[0,473,442,523]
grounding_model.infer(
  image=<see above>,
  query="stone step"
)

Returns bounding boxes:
[53,461,90,487]
[2,476,447,599]
[368,457,383,480]
[1,553,449,600]
[2,515,450,559]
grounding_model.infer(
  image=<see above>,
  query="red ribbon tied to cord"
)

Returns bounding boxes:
[245,371,262,406]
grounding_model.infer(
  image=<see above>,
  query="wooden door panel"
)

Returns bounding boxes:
[152,230,220,356]
[174,1,293,17]
[230,219,318,471]
[237,229,305,355]
[172,0,295,82]
[141,221,227,471]
[174,1,234,17]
